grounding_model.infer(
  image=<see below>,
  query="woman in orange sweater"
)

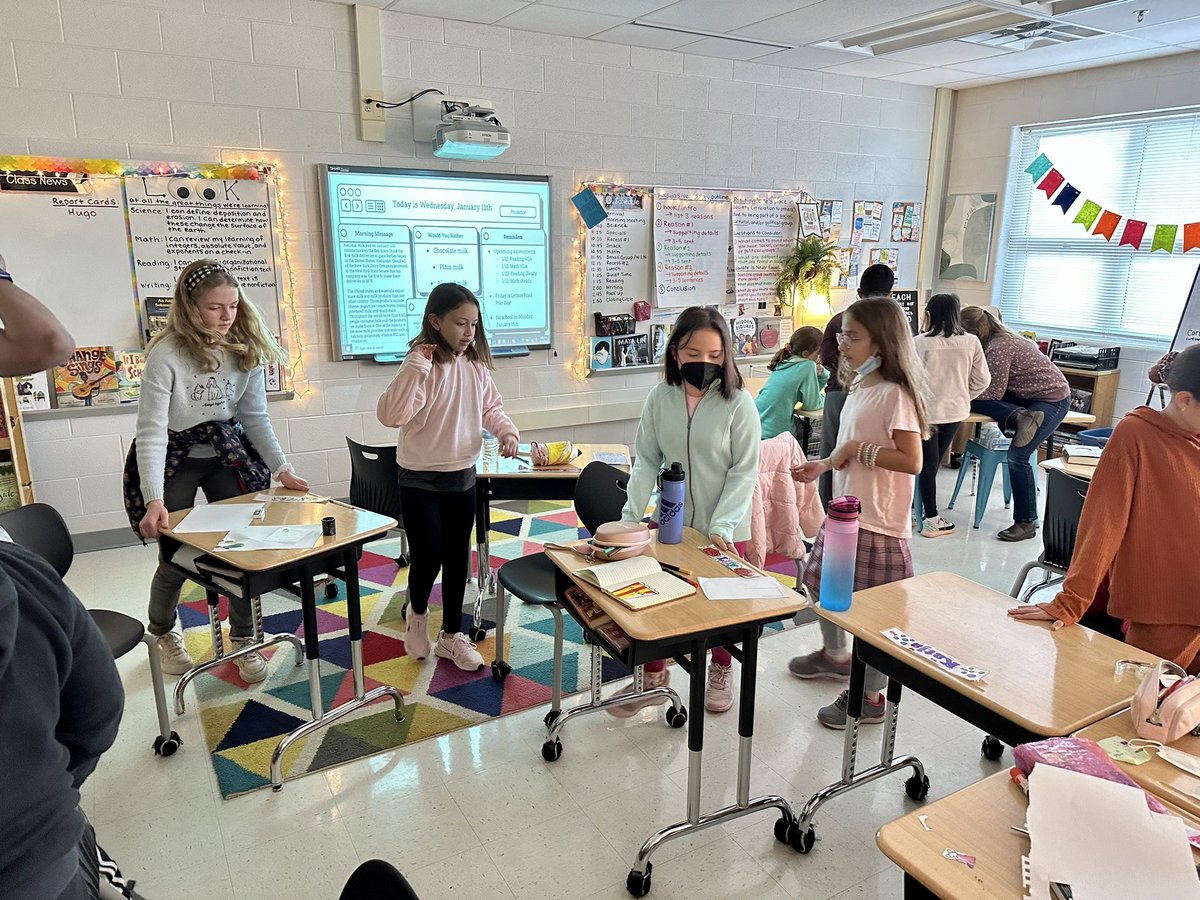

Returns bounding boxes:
[1008,344,1200,670]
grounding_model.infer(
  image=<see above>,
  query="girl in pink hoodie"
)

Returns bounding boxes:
[377,284,519,671]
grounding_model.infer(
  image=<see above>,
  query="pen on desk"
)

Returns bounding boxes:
[324,497,355,510]
[659,561,693,577]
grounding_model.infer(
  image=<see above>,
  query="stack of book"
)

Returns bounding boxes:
[1062,444,1103,468]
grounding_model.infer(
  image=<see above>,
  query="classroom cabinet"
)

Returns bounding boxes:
[0,379,33,510]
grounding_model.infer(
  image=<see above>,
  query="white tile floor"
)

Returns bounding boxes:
[71,467,1053,900]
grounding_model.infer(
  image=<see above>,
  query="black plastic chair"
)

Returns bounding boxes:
[0,503,181,756]
[339,859,419,900]
[1010,468,1089,603]
[346,438,410,567]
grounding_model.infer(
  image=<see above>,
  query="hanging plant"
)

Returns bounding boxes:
[775,234,839,307]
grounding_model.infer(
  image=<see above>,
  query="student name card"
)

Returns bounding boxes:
[882,627,989,682]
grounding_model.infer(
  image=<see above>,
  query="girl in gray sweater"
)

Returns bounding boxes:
[127,260,307,682]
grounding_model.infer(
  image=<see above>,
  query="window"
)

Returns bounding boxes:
[996,110,1200,344]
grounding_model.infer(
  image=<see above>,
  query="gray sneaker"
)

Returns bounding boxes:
[1011,409,1045,448]
[816,690,885,730]
[787,649,851,680]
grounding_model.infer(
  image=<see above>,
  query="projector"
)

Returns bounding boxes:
[434,121,511,160]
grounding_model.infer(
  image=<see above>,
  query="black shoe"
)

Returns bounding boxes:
[998,522,1037,542]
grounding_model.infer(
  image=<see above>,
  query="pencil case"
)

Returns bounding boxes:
[1132,660,1200,743]
[530,441,580,467]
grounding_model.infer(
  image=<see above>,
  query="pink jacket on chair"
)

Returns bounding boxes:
[746,433,825,568]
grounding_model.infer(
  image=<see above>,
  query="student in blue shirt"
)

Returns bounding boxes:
[755,326,827,439]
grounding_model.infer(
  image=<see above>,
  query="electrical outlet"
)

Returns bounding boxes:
[360,91,385,124]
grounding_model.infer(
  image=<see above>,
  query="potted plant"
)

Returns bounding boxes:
[775,234,839,308]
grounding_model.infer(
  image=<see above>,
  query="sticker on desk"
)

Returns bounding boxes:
[701,545,756,577]
[943,849,975,869]
[882,628,989,682]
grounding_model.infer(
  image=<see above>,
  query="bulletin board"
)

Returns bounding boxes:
[0,156,288,362]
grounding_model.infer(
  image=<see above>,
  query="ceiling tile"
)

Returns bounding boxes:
[753,45,867,69]
[1132,16,1200,46]
[385,0,529,24]
[950,32,1165,73]
[735,0,965,46]
[641,0,822,33]
[536,0,674,17]
[1003,45,1189,80]
[885,40,1012,66]
[1057,0,1200,34]
[820,57,925,78]
[879,65,975,86]
[495,4,628,37]
[675,36,783,60]
[594,22,696,49]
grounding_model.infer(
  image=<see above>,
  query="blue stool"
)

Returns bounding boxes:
[947,439,1011,528]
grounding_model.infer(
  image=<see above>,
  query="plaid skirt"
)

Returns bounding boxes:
[801,524,912,596]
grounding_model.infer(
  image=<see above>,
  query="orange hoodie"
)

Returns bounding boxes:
[1044,406,1200,626]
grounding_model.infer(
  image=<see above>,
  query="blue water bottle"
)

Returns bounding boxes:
[818,496,861,612]
[658,462,686,544]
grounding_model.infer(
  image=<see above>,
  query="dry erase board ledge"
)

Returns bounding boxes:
[23,391,295,420]
[587,354,773,377]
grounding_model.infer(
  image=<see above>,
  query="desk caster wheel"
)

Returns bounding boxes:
[905,774,930,801]
[323,582,338,599]
[626,863,652,897]
[542,739,562,762]
[468,625,488,642]
[665,705,687,728]
[395,554,409,568]
[543,709,561,730]
[774,818,816,853]
[981,736,1004,761]
[153,731,183,757]
[491,660,511,681]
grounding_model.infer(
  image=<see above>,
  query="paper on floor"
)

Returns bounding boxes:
[700,575,788,600]
[1025,764,1200,900]
[172,503,264,533]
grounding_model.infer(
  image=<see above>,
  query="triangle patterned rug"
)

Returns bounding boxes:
[177,500,800,798]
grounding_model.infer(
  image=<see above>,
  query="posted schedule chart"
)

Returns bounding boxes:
[321,166,553,360]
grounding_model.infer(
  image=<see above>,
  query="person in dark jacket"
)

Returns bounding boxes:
[0,540,124,899]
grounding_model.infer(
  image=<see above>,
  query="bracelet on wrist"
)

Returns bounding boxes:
[856,442,880,469]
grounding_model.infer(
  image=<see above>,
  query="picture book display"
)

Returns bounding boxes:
[575,555,695,610]
[53,346,119,408]
[117,351,146,404]
[14,371,53,411]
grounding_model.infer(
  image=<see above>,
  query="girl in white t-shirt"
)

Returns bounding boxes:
[788,296,928,729]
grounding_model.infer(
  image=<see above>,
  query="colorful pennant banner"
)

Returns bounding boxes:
[1028,154,1200,254]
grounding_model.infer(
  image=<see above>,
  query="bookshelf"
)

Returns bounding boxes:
[1040,366,1119,460]
[0,378,34,509]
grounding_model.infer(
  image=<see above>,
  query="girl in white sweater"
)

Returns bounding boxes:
[127,260,307,682]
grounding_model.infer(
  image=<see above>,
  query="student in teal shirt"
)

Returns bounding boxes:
[755,326,827,439]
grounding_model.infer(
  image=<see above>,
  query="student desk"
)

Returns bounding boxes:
[546,530,805,897]
[164,491,404,789]
[1038,456,1097,482]
[952,410,1095,457]
[877,769,1200,899]
[797,572,1158,852]
[1075,711,1200,820]
[473,442,629,680]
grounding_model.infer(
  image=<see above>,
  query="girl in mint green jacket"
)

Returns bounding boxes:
[755,326,827,439]
[612,307,761,716]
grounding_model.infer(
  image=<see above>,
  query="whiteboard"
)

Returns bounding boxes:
[0,167,283,355]
[1168,264,1200,354]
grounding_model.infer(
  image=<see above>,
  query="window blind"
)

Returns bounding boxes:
[997,110,1200,343]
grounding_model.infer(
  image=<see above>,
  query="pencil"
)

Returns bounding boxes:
[660,561,693,577]
[324,497,355,510]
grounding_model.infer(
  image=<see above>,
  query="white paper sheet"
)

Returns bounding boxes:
[700,575,788,601]
[214,524,322,551]
[1025,764,1200,900]
[172,504,264,533]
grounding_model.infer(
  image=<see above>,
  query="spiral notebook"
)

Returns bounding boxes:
[575,556,694,610]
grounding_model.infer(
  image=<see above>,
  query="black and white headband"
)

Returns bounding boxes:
[183,264,236,293]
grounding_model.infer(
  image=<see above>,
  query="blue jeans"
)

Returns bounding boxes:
[970,394,1070,524]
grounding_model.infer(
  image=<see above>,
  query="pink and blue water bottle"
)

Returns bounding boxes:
[658,462,686,544]
[819,496,861,612]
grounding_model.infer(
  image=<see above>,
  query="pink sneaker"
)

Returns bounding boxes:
[607,668,671,718]
[404,609,431,659]
[434,631,484,671]
[705,662,734,713]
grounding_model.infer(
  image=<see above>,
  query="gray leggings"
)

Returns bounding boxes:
[147,456,253,639]
[818,617,886,693]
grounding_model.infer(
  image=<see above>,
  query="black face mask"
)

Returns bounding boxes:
[679,361,722,392]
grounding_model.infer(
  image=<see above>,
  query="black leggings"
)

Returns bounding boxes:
[399,483,476,636]
[918,422,961,519]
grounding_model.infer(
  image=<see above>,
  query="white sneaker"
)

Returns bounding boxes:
[920,516,956,539]
[434,631,484,672]
[229,638,269,684]
[156,631,193,675]
[705,662,734,713]
[404,609,431,659]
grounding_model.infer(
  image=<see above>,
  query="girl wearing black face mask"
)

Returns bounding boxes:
[612,307,760,717]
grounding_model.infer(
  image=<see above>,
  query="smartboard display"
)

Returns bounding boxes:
[319,165,552,360]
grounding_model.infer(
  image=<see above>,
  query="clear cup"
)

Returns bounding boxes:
[1114,659,1154,680]
[482,433,500,464]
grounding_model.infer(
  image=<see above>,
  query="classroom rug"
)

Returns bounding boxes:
[177,500,802,798]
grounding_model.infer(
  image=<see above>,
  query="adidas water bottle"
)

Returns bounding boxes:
[658,462,686,544]
[818,496,861,612]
